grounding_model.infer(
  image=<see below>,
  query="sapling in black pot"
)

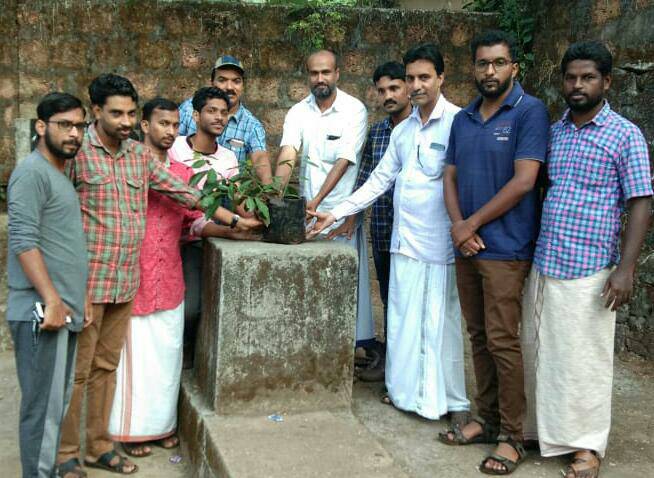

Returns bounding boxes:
[190,158,306,244]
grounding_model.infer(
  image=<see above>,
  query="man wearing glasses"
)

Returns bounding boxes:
[7,92,89,478]
[441,30,549,475]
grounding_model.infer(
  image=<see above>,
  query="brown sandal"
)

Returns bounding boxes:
[122,441,152,457]
[562,450,601,478]
[479,434,526,475]
[152,435,180,449]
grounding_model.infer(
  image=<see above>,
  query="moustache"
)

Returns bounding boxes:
[410,91,424,98]
[384,100,397,107]
[62,140,81,148]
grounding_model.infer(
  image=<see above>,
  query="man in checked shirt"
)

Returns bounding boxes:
[331,61,412,382]
[56,74,260,476]
[521,41,652,478]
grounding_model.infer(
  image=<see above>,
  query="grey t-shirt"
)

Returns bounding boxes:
[7,150,88,331]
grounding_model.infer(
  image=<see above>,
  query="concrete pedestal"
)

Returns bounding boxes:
[194,239,358,415]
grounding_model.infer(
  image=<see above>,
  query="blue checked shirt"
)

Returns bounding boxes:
[178,99,267,166]
[535,102,653,280]
[355,117,394,252]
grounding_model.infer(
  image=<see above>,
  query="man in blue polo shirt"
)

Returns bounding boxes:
[441,30,549,475]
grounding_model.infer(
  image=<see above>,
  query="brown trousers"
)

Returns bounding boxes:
[455,258,531,439]
[58,301,133,462]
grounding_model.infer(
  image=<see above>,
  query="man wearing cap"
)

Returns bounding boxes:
[178,54,272,182]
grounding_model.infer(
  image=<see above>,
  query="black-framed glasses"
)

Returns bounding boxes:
[474,58,514,72]
[47,120,88,132]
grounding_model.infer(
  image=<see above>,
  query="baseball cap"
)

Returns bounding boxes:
[213,55,245,75]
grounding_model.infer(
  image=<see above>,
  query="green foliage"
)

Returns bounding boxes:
[464,0,536,80]
[191,158,299,227]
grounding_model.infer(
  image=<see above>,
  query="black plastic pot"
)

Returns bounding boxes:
[263,196,306,244]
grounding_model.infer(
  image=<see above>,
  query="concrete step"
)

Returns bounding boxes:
[179,374,408,478]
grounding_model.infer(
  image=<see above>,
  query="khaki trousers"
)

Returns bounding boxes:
[455,258,530,439]
[58,301,133,462]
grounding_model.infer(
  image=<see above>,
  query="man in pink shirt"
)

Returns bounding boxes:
[172,87,242,369]
[108,97,255,457]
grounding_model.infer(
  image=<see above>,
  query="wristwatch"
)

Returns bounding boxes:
[230,214,240,229]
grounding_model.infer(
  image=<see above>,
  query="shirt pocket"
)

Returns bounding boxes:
[125,177,144,213]
[578,151,616,189]
[77,173,112,210]
[417,148,446,179]
[323,126,343,164]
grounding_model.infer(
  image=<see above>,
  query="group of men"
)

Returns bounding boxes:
[5,27,652,478]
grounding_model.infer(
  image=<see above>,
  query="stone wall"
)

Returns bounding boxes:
[0,0,496,183]
[0,0,497,351]
[526,0,654,358]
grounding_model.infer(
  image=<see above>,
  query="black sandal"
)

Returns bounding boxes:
[57,458,87,478]
[84,450,138,475]
[479,434,526,475]
[438,415,499,446]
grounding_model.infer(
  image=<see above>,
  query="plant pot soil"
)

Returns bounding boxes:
[263,196,306,244]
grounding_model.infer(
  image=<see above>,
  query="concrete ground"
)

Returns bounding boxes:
[2,348,653,477]
[2,277,653,477]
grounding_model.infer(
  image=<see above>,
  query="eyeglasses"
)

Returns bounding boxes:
[47,120,88,132]
[474,58,514,72]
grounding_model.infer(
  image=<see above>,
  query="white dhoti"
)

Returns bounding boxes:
[522,267,615,457]
[109,302,184,442]
[385,253,469,419]
[332,224,374,343]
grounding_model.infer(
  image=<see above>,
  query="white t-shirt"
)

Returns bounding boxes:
[168,135,239,188]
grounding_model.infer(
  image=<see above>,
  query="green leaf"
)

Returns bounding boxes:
[192,160,206,169]
[189,172,206,187]
[245,197,255,211]
[257,201,270,226]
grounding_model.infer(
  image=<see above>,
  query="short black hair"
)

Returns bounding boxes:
[36,92,85,122]
[88,73,138,107]
[142,97,178,122]
[192,86,231,113]
[561,41,613,76]
[372,61,406,84]
[403,43,445,75]
[470,30,518,63]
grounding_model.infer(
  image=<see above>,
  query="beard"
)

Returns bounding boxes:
[45,130,80,159]
[311,82,335,100]
[475,75,512,99]
[564,91,604,113]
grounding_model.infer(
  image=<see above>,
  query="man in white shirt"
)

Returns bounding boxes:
[275,50,374,346]
[308,44,470,423]
[175,87,241,369]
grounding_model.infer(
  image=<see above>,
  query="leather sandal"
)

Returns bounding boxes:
[479,434,526,475]
[84,450,138,475]
[438,415,499,446]
[562,450,601,478]
[57,458,87,478]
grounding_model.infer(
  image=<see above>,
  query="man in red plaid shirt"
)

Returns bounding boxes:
[57,74,260,476]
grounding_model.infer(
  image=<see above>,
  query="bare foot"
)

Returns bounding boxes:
[442,420,483,442]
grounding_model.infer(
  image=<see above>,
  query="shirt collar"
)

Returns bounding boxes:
[307,88,344,113]
[87,122,133,157]
[561,100,611,127]
[409,93,447,125]
[464,81,525,116]
[229,103,245,125]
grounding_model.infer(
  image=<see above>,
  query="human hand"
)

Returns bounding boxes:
[235,216,263,232]
[83,292,94,328]
[451,219,479,248]
[306,210,336,239]
[327,215,357,240]
[458,234,485,258]
[601,267,634,311]
[41,299,71,331]
[228,229,262,241]
[305,197,321,221]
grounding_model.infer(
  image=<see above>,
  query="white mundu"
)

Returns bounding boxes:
[280,88,374,343]
[331,95,470,418]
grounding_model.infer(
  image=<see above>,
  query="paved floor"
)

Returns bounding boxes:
[2,348,653,477]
